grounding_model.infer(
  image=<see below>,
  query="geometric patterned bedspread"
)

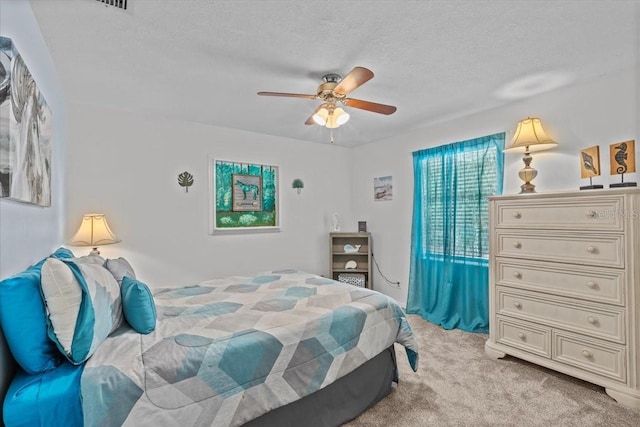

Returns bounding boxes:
[80,270,419,427]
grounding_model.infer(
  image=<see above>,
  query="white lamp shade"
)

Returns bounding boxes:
[70,213,120,246]
[312,106,329,126]
[506,117,558,153]
[334,107,350,126]
[312,104,349,128]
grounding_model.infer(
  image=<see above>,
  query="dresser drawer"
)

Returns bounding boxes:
[553,331,626,383]
[494,196,625,231]
[496,316,551,358]
[496,259,625,305]
[496,232,624,269]
[496,288,625,343]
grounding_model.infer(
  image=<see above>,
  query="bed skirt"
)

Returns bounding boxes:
[246,345,397,427]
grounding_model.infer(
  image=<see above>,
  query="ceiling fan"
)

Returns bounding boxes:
[257,66,397,129]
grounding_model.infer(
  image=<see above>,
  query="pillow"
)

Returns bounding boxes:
[0,247,74,374]
[40,257,123,364]
[121,276,156,334]
[104,257,136,285]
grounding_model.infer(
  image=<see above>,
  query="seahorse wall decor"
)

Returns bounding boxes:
[610,140,636,175]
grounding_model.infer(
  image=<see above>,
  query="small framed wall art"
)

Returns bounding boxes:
[374,176,392,201]
[579,146,603,190]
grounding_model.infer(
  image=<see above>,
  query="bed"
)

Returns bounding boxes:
[0,249,418,427]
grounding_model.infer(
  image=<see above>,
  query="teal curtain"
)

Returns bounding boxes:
[407,132,504,333]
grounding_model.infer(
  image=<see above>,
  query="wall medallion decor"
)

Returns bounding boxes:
[0,36,53,207]
[209,157,279,233]
[177,171,194,192]
[579,146,603,190]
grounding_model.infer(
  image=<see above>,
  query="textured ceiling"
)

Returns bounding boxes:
[29,0,639,147]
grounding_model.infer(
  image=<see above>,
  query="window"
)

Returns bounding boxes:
[417,139,501,259]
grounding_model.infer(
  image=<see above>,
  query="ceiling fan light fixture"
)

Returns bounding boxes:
[312,107,329,126]
[334,107,349,126]
[326,112,339,129]
[258,66,396,129]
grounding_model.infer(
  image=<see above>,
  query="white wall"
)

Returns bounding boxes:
[66,104,353,287]
[0,1,67,277]
[0,0,68,417]
[350,66,640,305]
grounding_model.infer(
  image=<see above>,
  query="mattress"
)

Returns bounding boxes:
[3,362,84,427]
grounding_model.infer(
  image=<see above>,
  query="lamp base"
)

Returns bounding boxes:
[519,182,536,194]
[610,182,637,188]
[90,247,101,256]
[517,151,537,194]
[580,185,604,190]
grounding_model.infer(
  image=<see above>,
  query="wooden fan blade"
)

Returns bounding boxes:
[257,91,317,99]
[333,67,374,96]
[344,98,397,115]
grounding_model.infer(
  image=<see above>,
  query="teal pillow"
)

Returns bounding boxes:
[121,276,156,334]
[0,247,74,374]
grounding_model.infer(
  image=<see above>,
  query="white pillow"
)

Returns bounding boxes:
[104,257,136,285]
[41,257,123,364]
[40,258,83,353]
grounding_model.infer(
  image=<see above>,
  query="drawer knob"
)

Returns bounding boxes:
[586,210,597,218]
[582,350,593,358]
[517,332,526,340]
[513,212,522,219]
[513,242,522,249]
[514,272,522,279]
[586,281,598,289]
[587,316,598,325]
[586,246,597,254]
[513,302,522,309]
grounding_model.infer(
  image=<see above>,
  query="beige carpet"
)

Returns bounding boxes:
[344,315,639,427]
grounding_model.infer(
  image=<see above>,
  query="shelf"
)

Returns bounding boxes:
[333,252,368,256]
[333,269,369,273]
[329,232,372,289]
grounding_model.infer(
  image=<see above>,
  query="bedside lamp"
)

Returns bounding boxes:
[70,213,120,255]
[505,117,558,193]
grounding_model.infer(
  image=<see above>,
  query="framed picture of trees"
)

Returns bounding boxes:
[209,157,279,233]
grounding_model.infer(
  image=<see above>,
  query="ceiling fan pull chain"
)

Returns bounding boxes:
[330,129,334,144]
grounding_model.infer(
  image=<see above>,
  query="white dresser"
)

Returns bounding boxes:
[485,188,640,410]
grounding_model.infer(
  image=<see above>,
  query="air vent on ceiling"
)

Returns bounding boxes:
[96,0,127,10]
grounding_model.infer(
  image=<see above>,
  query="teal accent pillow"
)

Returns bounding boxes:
[0,247,74,374]
[121,276,156,334]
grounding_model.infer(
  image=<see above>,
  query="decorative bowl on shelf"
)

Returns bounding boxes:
[345,260,358,269]
[343,244,361,253]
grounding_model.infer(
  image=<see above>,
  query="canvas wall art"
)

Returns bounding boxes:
[374,175,392,201]
[0,36,53,207]
[209,158,279,233]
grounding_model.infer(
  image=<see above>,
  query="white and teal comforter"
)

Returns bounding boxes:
[81,270,419,427]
